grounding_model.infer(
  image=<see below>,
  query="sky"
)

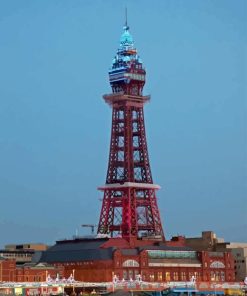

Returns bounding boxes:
[0,0,246,248]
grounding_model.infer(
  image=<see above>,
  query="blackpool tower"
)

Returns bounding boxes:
[97,21,165,242]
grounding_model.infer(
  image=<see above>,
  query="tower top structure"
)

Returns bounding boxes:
[108,20,146,98]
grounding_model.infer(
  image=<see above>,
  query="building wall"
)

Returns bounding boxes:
[0,259,16,281]
[0,258,64,282]
[200,251,234,282]
[5,243,48,251]
[185,231,222,251]
[231,247,247,281]
[0,250,33,264]
[185,231,246,282]
[55,260,114,282]
[53,249,235,283]
[213,241,247,282]
[16,266,63,282]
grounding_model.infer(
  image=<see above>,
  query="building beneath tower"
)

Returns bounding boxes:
[39,24,235,283]
[40,236,234,282]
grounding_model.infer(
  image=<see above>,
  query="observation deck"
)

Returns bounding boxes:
[103,92,150,106]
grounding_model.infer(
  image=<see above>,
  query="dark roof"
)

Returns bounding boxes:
[41,249,113,263]
[39,237,195,264]
[121,249,138,256]
[31,251,43,263]
[51,237,109,251]
[40,238,113,263]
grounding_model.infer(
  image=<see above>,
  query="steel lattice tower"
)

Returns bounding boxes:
[97,22,164,241]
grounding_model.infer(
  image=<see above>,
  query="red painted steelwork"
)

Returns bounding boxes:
[97,25,165,241]
[97,94,164,240]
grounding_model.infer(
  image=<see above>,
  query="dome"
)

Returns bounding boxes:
[120,26,134,49]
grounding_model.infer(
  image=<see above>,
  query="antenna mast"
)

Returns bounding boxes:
[125,7,128,28]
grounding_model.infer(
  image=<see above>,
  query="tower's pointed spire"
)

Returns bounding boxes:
[120,8,134,49]
[125,7,129,29]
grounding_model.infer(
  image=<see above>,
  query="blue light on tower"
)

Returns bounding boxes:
[109,24,146,96]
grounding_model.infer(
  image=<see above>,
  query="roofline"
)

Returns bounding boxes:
[56,237,109,245]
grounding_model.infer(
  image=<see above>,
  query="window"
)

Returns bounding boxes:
[147,250,197,259]
[165,272,171,281]
[173,272,179,281]
[215,271,220,281]
[210,261,226,268]
[129,270,133,280]
[181,272,186,281]
[122,260,139,267]
[158,272,163,281]
[123,270,127,280]
[134,270,139,279]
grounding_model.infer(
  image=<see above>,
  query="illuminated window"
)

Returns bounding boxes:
[173,272,179,281]
[147,250,197,259]
[210,261,226,268]
[158,272,163,281]
[181,272,186,281]
[165,272,171,281]
[149,273,155,282]
[122,260,139,267]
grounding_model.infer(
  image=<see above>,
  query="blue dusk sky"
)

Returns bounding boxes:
[0,0,246,247]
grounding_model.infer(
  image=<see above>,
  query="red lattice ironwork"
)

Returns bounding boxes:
[97,24,164,241]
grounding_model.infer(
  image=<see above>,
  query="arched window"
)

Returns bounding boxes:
[122,259,139,267]
[210,261,225,268]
